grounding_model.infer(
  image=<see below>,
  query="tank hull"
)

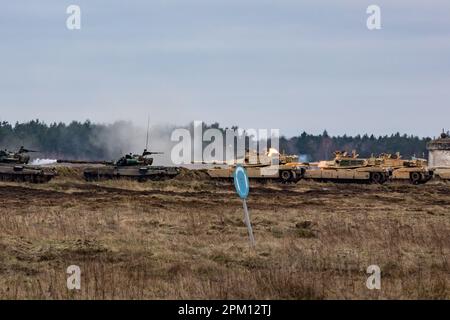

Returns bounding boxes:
[391,168,433,184]
[303,167,390,184]
[83,165,180,181]
[206,165,305,183]
[0,164,55,183]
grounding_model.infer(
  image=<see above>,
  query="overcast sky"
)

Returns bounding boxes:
[0,0,449,137]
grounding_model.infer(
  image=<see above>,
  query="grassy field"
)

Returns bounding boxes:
[0,173,449,299]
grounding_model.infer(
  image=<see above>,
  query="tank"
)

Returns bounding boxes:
[367,153,433,184]
[0,147,56,183]
[79,149,180,182]
[204,148,307,183]
[303,151,391,184]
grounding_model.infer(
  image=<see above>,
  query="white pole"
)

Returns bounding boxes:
[242,199,255,246]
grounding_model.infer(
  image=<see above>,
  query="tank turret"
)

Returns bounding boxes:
[0,146,38,164]
[318,150,367,169]
[115,149,164,166]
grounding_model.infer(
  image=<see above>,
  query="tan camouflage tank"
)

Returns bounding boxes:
[368,153,433,184]
[205,148,306,183]
[303,151,391,184]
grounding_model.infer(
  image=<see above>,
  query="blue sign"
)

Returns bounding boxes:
[233,166,250,199]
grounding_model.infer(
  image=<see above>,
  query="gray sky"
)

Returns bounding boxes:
[1,0,449,137]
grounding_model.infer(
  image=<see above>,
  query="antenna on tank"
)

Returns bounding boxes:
[145,115,150,150]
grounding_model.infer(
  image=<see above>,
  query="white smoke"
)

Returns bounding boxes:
[299,154,310,163]
[31,159,57,165]
[89,121,180,166]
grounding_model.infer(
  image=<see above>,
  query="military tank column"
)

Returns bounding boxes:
[301,150,436,184]
[0,144,446,185]
[202,149,438,185]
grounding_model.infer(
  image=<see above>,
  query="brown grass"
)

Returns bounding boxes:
[0,176,448,299]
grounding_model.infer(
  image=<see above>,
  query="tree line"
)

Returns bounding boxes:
[0,120,108,160]
[280,130,430,162]
[0,120,431,161]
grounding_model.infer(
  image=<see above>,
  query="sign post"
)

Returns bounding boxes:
[233,166,255,246]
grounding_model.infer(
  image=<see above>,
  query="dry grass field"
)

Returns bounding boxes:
[0,170,449,299]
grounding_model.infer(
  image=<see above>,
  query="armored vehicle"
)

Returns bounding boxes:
[75,150,180,182]
[303,151,391,184]
[204,148,306,183]
[0,147,56,183]
[368,153,433,184]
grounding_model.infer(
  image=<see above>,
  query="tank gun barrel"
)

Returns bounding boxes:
[18,147,39,153]
[142,151,164,156]
[57,159,113,165]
